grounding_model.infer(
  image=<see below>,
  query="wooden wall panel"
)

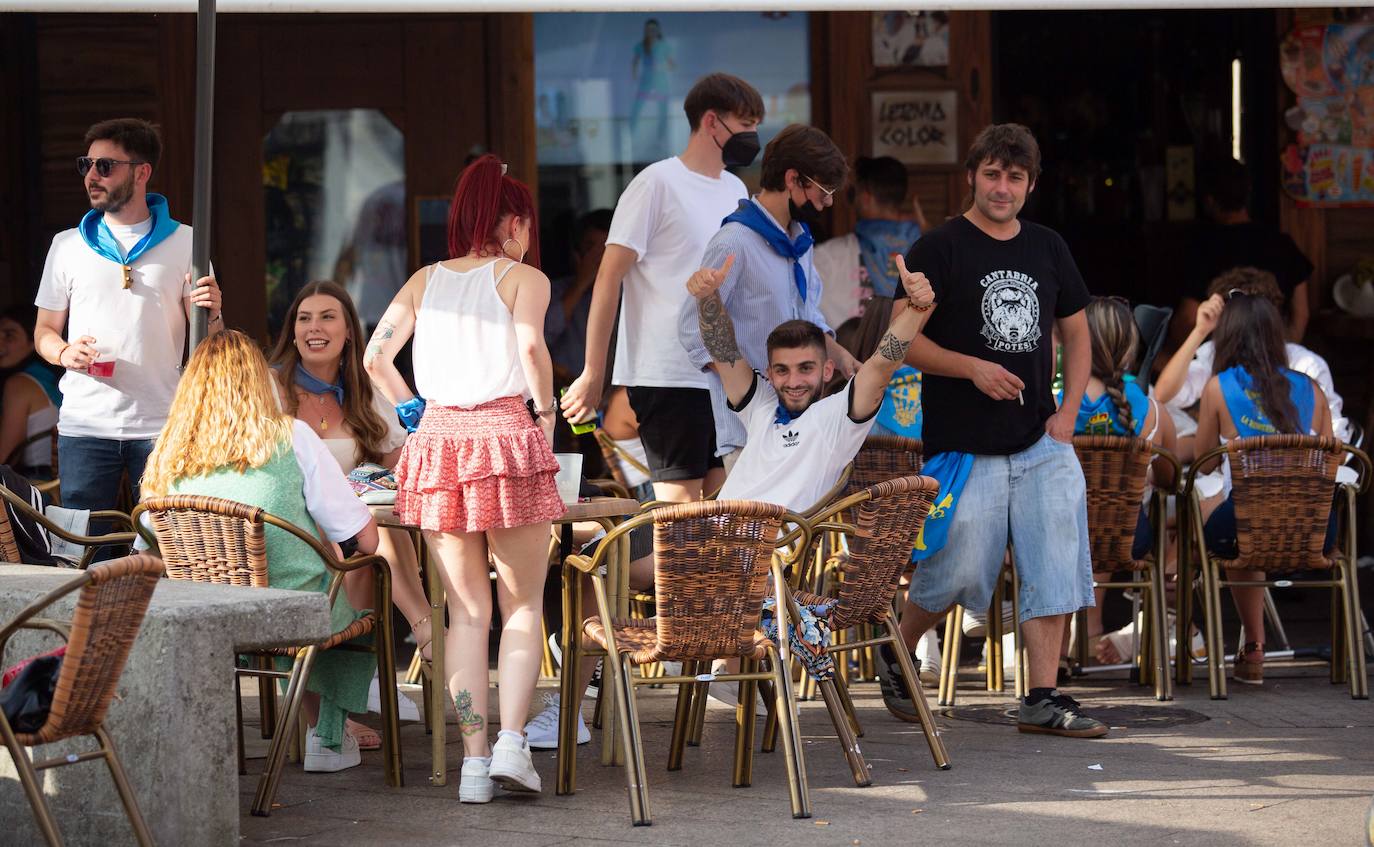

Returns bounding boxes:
[485,14,536,193]
[259,18,404,116]
[403,16,489,208]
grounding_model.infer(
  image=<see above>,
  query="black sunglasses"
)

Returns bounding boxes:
[77,157,145,178]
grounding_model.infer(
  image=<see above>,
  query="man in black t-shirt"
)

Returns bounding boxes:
[880,124,1105,739]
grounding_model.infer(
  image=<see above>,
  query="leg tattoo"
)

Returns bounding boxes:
[454,690,485,737]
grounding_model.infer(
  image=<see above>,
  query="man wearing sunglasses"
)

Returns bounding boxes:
[678,123,859,467]
[33,117,222,526]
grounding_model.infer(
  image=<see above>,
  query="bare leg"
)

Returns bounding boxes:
[428,530,494,758]
[565,554,655,711]
[376,525,434,648]
[653,478,704,503]
[486,521,556,738]
[1230,569,1266,648]
[899,602,953,647]
[1021,614,1069,690]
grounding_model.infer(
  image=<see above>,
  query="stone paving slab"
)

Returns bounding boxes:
[237,662,1374,847]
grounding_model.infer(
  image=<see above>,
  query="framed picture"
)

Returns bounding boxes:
[872,12,950,69]
[871,90,958,165]
[412,195,450,266]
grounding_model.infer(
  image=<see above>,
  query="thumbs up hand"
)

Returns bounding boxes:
[895,254,934,310]
[686,254,736,300]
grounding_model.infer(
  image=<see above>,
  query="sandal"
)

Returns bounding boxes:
[1234,641,1264,685]
[411,614,434,662]
[345,718,382,751]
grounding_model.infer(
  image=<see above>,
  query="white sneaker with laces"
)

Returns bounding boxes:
[914,629,941,686]
[523,692,590,750]
[489,732,542,793]
[459,756,494,803]
[304,726,361,773]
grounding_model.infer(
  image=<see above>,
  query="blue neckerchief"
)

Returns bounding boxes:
[1074,375,1150,437]
[775,403,794,425]
[853,218,922,299]
[293,362,345,406]
[910,451,975,561]
[875,366,922,438]
[1218,366,1315,437]
[722,199,814,303]
[77,193,181,268]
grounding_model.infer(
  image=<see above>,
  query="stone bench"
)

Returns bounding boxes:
[0,564,331,846]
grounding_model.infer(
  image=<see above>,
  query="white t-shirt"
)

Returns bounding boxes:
[813,233,864,328]
[717,375,876,512]
[1166,340,1350,443]
[35,222,196,440]
[290,420,373,542]
[607,156,747,388]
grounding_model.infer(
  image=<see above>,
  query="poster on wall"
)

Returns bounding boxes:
[871,90,957,165]
[871,12,950,68]
[1280,22,1374,205]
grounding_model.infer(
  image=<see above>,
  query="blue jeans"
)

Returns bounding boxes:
[58,436,155,559]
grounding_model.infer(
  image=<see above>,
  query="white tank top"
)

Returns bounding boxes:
[413,260,529,407]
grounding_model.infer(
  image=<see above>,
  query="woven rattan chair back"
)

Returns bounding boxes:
[844,435,923,496]
[650,499,787,662]
[1224,435,1342,572]
[1073,435,1153,571]
[828,475,939,630]
[140,495,270,586]
[0,499,22,563]
[19,554,163,745]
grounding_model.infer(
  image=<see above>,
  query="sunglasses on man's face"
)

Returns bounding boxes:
[77,157,145,178]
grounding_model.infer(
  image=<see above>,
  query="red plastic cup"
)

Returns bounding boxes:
[87,359,116,378]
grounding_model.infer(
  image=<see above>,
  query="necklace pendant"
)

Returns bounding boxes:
[319,417,328,432]
[122,265,133,289]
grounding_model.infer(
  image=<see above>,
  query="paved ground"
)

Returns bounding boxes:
[239,657,1374,847]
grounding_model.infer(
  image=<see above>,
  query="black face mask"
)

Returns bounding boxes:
[789,195,823,227]
[717,129,761,168]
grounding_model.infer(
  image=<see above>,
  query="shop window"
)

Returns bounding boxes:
[534,12,811,279]
[263,109,405,335]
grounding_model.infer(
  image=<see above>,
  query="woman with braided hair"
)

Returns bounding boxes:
[1075,297,1176,663]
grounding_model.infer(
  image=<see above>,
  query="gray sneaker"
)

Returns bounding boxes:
[874,644,920,723]
[1017,691,1108,738]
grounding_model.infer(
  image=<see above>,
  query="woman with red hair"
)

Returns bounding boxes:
[365,155,562,802]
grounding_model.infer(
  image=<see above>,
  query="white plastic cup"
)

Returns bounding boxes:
[553,453,583,504]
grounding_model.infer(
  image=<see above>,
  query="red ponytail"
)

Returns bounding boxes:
[446,154,541,269]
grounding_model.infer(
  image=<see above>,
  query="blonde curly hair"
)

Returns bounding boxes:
[141,330,294,498]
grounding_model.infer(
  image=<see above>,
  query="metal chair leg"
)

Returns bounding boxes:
[257,653,277,740]
[1150,557,1173,701]
[886,611,950,770]
[816,677,870,786]
[686,673,709,747]
[96,727,154,847]
[424,542,447,787]
[0,720,63,846]
[557,562,582,795]
[235,672,247,775]
[1341,557,1369,699]
[251,646,320,817]
[612,655,651,826]
[666,661,698,771]
[832,671,863,738]
[938,607,962,706]
[758,678,779,753]
[731,659,759,788]
[767,644,811,820]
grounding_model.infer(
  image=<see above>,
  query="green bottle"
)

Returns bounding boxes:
[560,387,596,435]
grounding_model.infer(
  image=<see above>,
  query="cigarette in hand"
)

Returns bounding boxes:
[1017,390,1024,406]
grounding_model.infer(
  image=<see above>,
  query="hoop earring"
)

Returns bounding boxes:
[501,237,526,264]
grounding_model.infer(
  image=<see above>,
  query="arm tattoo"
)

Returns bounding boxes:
[454,690,485,737]
[364,320,396,365]
[877,331,911,363]
[697,293,742,365]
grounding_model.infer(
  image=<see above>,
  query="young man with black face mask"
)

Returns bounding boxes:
[561,73,763,507]
[678,124,858,462]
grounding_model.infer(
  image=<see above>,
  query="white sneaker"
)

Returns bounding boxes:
[459,757,494,803]
[961,602,1015,638]
[489,732,542,793]
[523,692,590,750]
[303,726,361,773]
[914,629,941,686]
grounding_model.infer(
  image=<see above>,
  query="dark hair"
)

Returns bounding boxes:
[684,73,765,132]
[1206,266,1283,310]
[965,123,1041,183]
[766,319,827,359]
[267,281,390,464]
[447,154,541,268]
[760,124,848,193]
[574,208,614,249]
[84,118,162,170]
[1203,156,1250,213]
[1085,298,1140,434]
[1212,294,1301,434]
[0,303,37,341]
[855,156,908,210]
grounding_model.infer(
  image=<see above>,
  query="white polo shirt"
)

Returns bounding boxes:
[717,374,876,513]
[35,223,195,440]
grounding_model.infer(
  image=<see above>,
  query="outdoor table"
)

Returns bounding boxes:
[375,496,640,789]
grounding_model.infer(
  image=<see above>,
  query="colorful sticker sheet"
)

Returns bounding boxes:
[1281,23,1374,205]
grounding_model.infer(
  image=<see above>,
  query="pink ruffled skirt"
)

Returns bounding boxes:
[394,396,565,533]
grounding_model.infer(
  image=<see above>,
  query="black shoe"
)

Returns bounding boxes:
[875,644,920,723]
[1017,690,1108,738]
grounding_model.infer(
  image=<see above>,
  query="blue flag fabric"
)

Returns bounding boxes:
[721,199,814,304]
[910,451,975,561]
[77,193,181,267]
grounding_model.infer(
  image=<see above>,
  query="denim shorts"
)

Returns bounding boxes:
[908,432,1094,623]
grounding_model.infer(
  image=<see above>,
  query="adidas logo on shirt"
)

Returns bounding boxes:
[781,429,800,447]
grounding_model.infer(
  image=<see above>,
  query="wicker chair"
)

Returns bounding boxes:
[131,495,402,816]
[769,475,950,786]
[560,499,812,826]
[1071,436,1180,701]
[0,554,163,846]
[1181,435,1371,699]
[0,482,136,567]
